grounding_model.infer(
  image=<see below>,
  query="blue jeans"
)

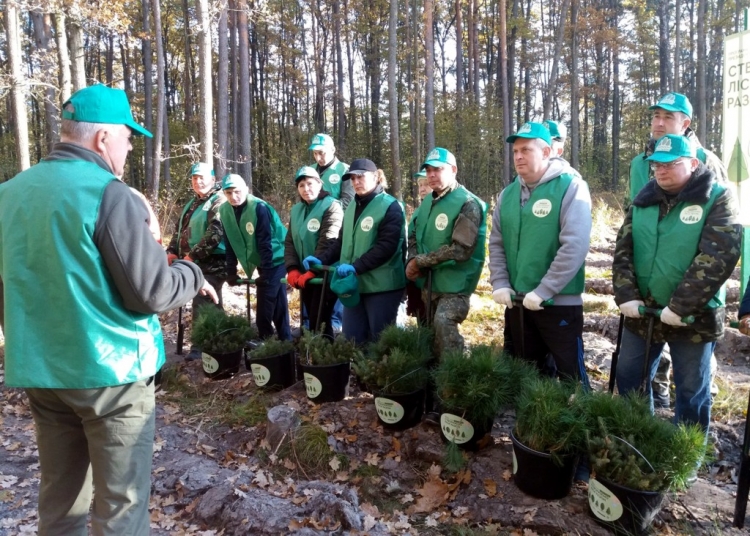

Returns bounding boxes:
[331,299,344,330]
[342,289,403,345]
[615,327,714,431]
[256,263,291,340]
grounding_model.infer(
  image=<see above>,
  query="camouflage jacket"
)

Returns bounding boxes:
[613,164,741,343]
[166,186,227,278]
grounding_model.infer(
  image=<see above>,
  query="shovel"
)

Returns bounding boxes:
[609,314,625,393]
[509,293,555,361]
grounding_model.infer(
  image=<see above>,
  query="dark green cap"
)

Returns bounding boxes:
[62,84,152,138]
[649,92,693,119]
[506,122,552,146]
[646,134,696,162]
[330,270,360,307]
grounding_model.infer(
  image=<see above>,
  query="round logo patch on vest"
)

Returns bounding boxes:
[307,218,321,232]
[435,213,449,231]
[202,201,212,211]
[680,205,703,224]
[328,174,341,185]
[245,222,255,235]
[360,216,374,232]
[532,199,552,218]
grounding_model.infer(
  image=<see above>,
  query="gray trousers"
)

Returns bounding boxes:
[26,379,156,536]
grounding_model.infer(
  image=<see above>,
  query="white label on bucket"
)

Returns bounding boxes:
[374,397,405,424]
[512,449,518,474]
[440,413,475,445]
[588,478,624,522]
[202,353,219,374]
[251,364,271,387]
[304,372,323,398]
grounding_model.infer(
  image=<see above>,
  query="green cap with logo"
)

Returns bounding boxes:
[221,173,246,190]
[62,84,153,138]
[308,133,335,151]
[543,120,567,141]
[330,270,360,307]
[649,92,693,119]
[413,169,427,179]
[421,147,456,170]
[506,122,552,146]
[646,134,696,162]
[295,166,321,183]
[190,162,214,178]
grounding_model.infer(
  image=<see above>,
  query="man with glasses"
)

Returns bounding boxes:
[628,92,727,407]
[613,134,740,436]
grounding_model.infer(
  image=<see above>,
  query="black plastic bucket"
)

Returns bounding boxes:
[511,430,578,500]
[374,388,425,431]
[301,362,350,403]
[588,476,664,535]
[439,411,492,451]
[246,351,296,390]
[202,349,243,380]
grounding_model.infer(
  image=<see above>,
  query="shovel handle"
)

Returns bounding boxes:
[237,278,256,285]
[511,293,554,307]
[310,264,336,272]
[637,306,694,324]
[280,278,324,285]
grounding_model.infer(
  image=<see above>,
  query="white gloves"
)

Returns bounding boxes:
[492,288,514,308]
[619,300,644,319]
[661,307,687,327]
[523,291,545,311]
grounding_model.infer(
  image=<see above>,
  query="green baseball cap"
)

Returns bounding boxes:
[506,122,552,146]
[649,92,693,119]
[330,270,360,307]
[308,133,335,151]
[190,162,214,178]
[413,170,427,179]
[646,134,696,162]
[221,173,246,190]
[421,147,456,170]
[294,166,321,183]
[62,84,152,138]
[543,120,567,141]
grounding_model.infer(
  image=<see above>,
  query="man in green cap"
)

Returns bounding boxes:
[166,161,228,360]
[414,169,431,200]
[221,173,291,340]
[489,122,591,385]
[613,133,740,437]
[406,147,487,356]
[309,133,354,209]
[627,92,726,407]
[0,84,217,534]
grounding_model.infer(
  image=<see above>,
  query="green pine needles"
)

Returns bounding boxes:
[190,305,257,354]
[298,328,361,366]
[352,325,434,394]
[434,344,537,426]
[247,337,295,359]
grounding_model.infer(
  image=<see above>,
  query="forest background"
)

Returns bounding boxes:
[0,0,746,217]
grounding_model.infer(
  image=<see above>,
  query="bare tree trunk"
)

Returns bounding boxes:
[68,20,86,91]
[197,0,214,163]
[141,0,154,186]
[229,0,238,165]
[570,0,580,170]
[500,0,511,185]
[183,0,194,125]
[611,9,620,190]
[674,0,681,89]
[542,0,569,120]
[238,0,252,187]
[471,0,479,103]
[697,0,706,140]
[456,0,463,104]
[424,0,435,149]
[217,1,229,178]
[6,1,30,171]
[657,0,670,95]
[30,12,59,152]
[152,0,167,198]
[334,0,347,152]
[388,0,401,198]
[53,12,72,103]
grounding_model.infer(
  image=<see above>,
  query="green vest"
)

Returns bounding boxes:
[413,186,487,294]
[500,174,585,295]
[341,193,406,294]
[220,195,286,276]
[0,160,165,388]
[178,191,226,255]
[633,183,726,308]
[290,196,337,260]
[317,158,349,200]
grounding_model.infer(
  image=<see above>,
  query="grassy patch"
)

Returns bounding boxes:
[279,423,334,476]
[582,294,617,314]
[590,194,624,248]
[224,393,270,428]
[353,463,381,479]
[585,266,613,280]
[711,377,749,423]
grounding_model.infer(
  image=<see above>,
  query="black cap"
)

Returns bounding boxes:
[343,158,378,181]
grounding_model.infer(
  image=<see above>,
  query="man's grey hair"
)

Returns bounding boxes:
[60,103,120,142]
[534,138,552,152]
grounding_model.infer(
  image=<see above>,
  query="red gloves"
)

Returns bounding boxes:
[166,253,178,265]
[297,271,316,288]
[183,255,194,263]
[287,269,303,288]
